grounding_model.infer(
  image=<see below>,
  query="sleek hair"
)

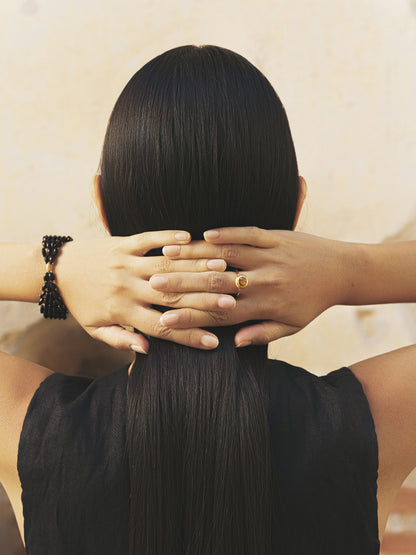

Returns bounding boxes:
[100,45,299,554]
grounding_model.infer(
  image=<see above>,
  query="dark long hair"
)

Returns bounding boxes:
[100,45,299,554]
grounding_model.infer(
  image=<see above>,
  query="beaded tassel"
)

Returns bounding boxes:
[39,235,73,319]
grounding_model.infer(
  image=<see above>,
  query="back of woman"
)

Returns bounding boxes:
[16,45,380,554]
[19,358,378,554]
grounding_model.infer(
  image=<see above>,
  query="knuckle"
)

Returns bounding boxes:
[161,292,183,306]
[152,321,172,339]
[221,245,239,260]
[182,309,194,325]
[155,258,172,273]
[109,251,125,271]
[108,238,120,255]
[137,231,150,247]
[109,269,126,295]
[259,323,272,344]
[263,269,279,287]
[259,299,273,319]
[207,310,230,324]
[248,226,260,237]
[105,297,118,320]
[112,337,125,350]
[197,259,207,271]
[133,236,143,252]
[185,329,196,346]
[208,272,225,292]
[260,333,271,344]
[183,308,194,325]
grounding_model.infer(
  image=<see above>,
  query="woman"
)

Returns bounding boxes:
[0,44,415,554]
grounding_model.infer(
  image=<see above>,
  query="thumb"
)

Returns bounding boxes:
[235,321,301,346]
[89,325,149,353]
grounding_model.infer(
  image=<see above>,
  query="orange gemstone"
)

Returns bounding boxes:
[236,274,248,289]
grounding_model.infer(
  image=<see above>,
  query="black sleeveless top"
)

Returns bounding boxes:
[18,360,380,554]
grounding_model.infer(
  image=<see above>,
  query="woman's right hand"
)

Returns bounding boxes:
[55,231,236,352]
[151,227,351,346]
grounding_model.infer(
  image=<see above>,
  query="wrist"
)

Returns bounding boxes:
[332,240,368,306]
[29,242,45,302]
[0,242,44,302]
[353,241,416,304]
[337,240,416,306]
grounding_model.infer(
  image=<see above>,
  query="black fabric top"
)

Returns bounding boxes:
[18,360,379,554]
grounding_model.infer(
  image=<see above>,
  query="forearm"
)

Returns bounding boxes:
[0,243,44,302]
[341,241,416,306]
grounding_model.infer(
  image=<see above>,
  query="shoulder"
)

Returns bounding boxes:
[19,365,128,445]
[18,365,128,469]
[350,344,416,488]
[0,350,128,481]
[347,344,416,536]
[267,358,368,412]
[0,351,53,483]
[267,358,375,443]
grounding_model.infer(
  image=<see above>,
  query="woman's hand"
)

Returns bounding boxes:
[55,231,236,352]
[150,227,349,346]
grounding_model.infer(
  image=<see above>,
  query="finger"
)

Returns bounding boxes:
[162,241,225,259]
[122,230,191,256]
[128,306,219,350]
[149,270,238,294]
[89,325,150,353]
[137,256,226,278]
[204,227,278,248]
[118,276,237,312]
[234,321,301,346]
[157,299,252,328]
[143,282,237,312]
[162,241,260,269]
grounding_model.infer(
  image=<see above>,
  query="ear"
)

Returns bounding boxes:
[91,175,111,234]
[292,176,307,230]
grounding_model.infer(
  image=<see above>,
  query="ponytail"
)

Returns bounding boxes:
[126,327,272,554]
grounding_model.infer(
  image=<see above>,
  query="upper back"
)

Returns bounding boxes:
[17,361,379,554]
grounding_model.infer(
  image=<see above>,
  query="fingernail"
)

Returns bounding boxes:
[207,259,226,271]
[204,230,220,240]
[130,345,148,354]
[160,313,179,325]
[163,245,180,257]
[175,232,190,242]
[149,275,168,289]
[217,296,236,309]
[201,334,219,348]
[236,340,252,348]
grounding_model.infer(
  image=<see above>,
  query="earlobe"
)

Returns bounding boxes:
[92,174,111,234]
[293,176,307,230]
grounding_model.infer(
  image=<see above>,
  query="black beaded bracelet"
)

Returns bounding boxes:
[39,235,73,319]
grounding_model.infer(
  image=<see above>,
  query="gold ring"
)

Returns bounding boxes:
[235,273,249,295]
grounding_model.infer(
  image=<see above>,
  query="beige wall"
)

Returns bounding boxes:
[0,0,415,373]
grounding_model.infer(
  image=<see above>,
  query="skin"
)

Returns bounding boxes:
[0,175,415,545]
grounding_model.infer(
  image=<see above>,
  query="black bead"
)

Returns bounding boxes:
[40,235,72,319]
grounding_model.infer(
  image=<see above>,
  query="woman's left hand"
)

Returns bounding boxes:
[150,227,346,346]
[55,231,235,352]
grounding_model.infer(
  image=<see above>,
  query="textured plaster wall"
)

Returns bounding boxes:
[0,0,415,374]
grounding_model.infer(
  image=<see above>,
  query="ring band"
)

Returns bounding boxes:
[235,273,249,294]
